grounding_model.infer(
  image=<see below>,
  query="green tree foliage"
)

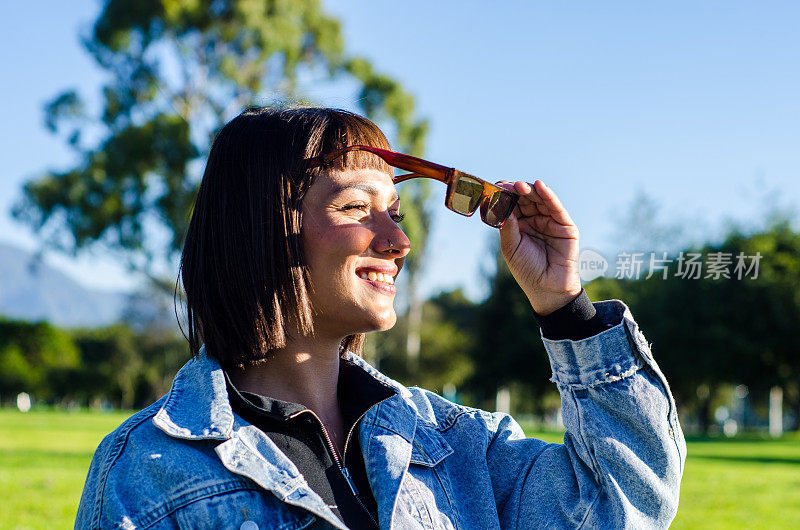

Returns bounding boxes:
[71,325,142,408]
[467,252,553,414]
[586,219,800,432]
[3,222,796,421]
[14,0,430,296]
[0,316,186,409]
[371,289,475,396]
[0,318,80,400]
[135,328,188,403]
[67,324,188,408]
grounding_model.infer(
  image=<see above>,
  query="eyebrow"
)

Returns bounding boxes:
[331,183,400,203]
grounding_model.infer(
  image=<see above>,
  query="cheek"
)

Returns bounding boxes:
[303,223,374,272]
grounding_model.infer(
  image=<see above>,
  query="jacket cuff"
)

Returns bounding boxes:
[542,300,645,388]
[533,289,615,340]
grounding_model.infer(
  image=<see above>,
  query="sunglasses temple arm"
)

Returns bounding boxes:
[393,171,451,184]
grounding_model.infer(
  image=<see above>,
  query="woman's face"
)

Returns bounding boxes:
[301,167,411,340]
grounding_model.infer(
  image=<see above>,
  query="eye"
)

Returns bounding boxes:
[391,212,405,223]
[341,202,369,212]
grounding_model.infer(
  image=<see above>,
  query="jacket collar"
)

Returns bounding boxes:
[342,355,452,466]
[153,347,416,441]
[152,348,452,465]
[152,347,234,440]
[225,351,398,425]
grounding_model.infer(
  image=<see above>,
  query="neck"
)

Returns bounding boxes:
[227,334,344,420]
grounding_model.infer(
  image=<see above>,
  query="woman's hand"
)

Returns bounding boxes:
[497,180,583,316]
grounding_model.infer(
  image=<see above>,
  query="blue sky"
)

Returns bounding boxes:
[2,1,798,300]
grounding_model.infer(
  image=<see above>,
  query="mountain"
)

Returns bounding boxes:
[0,242,128,328]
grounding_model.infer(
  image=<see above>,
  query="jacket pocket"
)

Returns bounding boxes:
[130,480,318,530]
[394,424,459,529]
[397,465,459,530]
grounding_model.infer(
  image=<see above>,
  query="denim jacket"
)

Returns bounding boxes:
[76,300,685,529]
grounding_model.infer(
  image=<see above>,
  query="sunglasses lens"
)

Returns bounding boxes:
[448,176,483,215]
[483,191,515,227]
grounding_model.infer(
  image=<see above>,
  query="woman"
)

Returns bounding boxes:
[76,107,685,529]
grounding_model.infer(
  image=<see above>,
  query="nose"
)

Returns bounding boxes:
[373,215,411,259]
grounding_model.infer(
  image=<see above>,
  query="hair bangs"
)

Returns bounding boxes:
[311,110,392,174]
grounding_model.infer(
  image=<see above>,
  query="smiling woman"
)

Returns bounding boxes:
[76,107,686,529]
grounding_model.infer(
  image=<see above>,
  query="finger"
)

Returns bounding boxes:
[517,215,579,240]
[497,180,543,201]
[499,180,575,227]
[528,181,575,227]
[513,181,553,218]
[513,181,534,195]
[496,180,546,217]
[495,180,545,208]
[515,197,545,218]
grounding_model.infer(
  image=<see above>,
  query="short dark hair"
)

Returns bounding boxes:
[179,107,391,369]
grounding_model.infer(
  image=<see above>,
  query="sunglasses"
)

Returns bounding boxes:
[305,145,520,228]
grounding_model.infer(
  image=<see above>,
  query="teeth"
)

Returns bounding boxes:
[358,271,395,285]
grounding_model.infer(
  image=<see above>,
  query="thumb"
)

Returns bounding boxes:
[498,211,521,262]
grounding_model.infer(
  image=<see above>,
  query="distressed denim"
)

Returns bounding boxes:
[76,300,685,529]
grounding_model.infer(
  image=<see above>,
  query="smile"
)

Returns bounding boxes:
[357,271,395,285]
[357,270,396,295]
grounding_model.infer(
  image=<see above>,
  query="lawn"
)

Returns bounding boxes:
[1,409,799,528]
[0,408,132,529]
[525,429,800,529]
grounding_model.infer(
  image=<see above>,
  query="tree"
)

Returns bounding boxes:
[609,189,693,254]
[371,288,476,396]
[14,0,430,302]
[467,251,553,414]
[0,318,81,401]
[586,218,800,433]
[720,220,800,427]
[135,326,188,404]
[71,324,142,408]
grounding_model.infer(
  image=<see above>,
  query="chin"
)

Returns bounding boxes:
[375,311,397,331]
[357,308,397,333]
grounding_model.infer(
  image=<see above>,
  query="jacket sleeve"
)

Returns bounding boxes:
[484,299,686,529]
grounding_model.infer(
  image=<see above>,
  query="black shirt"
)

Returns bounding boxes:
[225,358,396,529]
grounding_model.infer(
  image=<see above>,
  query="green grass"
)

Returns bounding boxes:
[672,435,800,529]
[2,410,799,528]
[525,428,800,529]
[0,408,131,530]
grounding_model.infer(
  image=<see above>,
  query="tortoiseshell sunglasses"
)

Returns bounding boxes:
[305,145,520,228]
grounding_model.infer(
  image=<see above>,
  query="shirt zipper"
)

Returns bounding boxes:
[293,396,392,528]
